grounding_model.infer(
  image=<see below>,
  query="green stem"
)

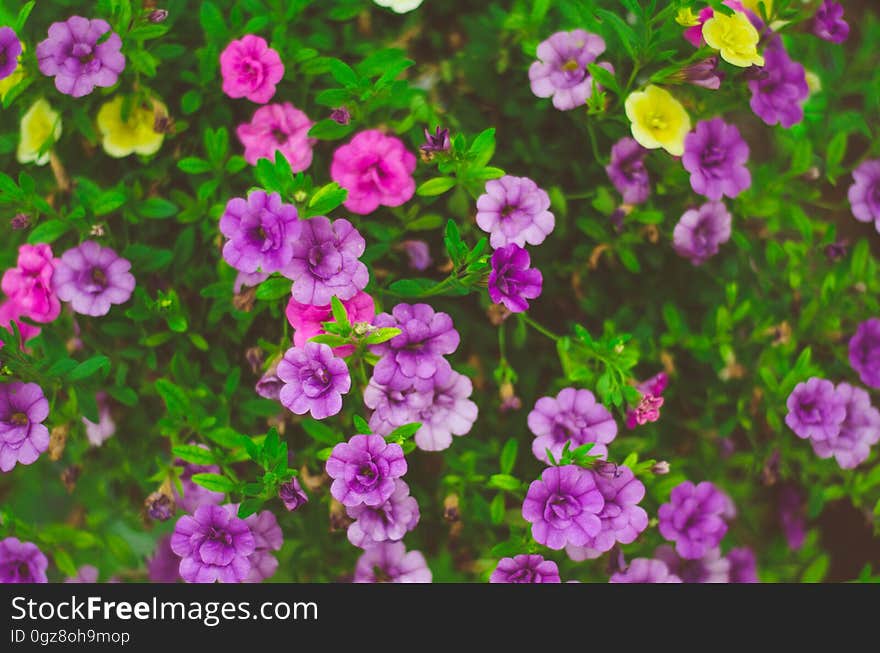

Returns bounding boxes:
[519,314,560,341]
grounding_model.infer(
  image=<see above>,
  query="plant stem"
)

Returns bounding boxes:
[519,313,560,341]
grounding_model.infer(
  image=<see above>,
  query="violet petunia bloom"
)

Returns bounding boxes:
[0,382,50,473]
[784,377,847,442]
[654,545,730,583]
[605,137,651,205]
[813,1,849,44]
[488,244,543,313]
[490,554,561,583]
[849,318,880,387]
[220,35,284,104]
[255,366,283,401]
[810,383,880,469]
[476,176,555,249]
[148,535,181,583]
[609,558,681,583]
[657,481,730,560]
[285,290,375,357]
[672,201,732,265]
[278,478,308,512]
[412,368,478,452]
[527,387,617,464]
[36,16,125,98]
[0,27,22,80]
[283,216,368,305]
[528,30,613,111]
[522,464,605,550]
[682,118,751,200]
[0,537,49,583]
[277,342,351,420]
[778,484,806,550]
[727,547,759,583]
[346,479,420,548]
[748,47,809,128]
[171,504,256,584]
[330,130,416,215]
[243,510,283,582]
[220,190,301,275]
[353,541,432,583]
[401,240,432,271]
[236,102,315,170]
[326,434,407,507]
[848,160,880,233]
[363,375,435,437]
[370,303,460,388]
[51,241,135,317]
[565,466,648,559]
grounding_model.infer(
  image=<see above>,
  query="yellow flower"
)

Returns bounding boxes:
[96,95,166,158]
[624,85,691,157]
[740,0,772,17]
[702,11,765,68]
[0,42,26,102]
[675,7,701,27]
[17,99,62,166]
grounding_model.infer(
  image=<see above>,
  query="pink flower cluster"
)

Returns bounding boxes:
[0,245,61,345]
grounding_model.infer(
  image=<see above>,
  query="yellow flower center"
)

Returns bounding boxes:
[561,59,580,72]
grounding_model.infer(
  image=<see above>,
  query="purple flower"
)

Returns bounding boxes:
[655,545,730,583]
[282,216,368,305]
[364,375,435,436]
[778,484,806,550]
[785,377,847,442]
[147,535,181,583]
[171,504,256,583]
[326,434,407,507]
[420,126,450,153]
[0,382,50,473]
[810,383,880,469]
[243,510,283,583]
[682,118,751,200]
[255,369,284,401]
[346,479,420,548]
[0,27,22,80]
[681,56,724,90]
[813,1,849,44]
[657,481,730,559]
[565,466,648,559]
[415,368,478,452]
[278,478,308,512]
[370,303,460,388]
[277,343,351,419]
[401,240,432,271]
[220,190,301,275]
[672,201,732,265]
[528,30,612,111]
[146,492,175,522]
[748,47,809,128]
[36,16,125,98]
[329,107,351,125]
[51,241,135,317]
[727,547,759,583]
[625,371,669,429]
[522,465,605,550]
[605,137,650,205]
[848,160,880,232]
[488,244,543,313]
[527,388,617,464]
[490,554,561,583]
[476,176,555,249]
[173,456,225,514]
[609,558,681,583]
[0,537,48,583]
[353,541,432,583]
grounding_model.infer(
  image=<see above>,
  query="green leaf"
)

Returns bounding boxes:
[27,219,71,245]
[308,119,354,140]
[93,191,127,216]
[301,418,341,445]
[178,157,213,174]
[353,414,371,434]
[488,474,521,491]
[255,277,292,301]
[171,445,216,465]
[237,499,264,519]
[308,182,348,215]
[386,422,422,440]
[67,355,110,382]
[406,214,444,231]
[330,296,350,328]
[801,555,830,583]
[14,1,36,31]
[500,438,518,474]
[416,177,457,197]
[363,327,402,345]
[825,132,848,181]
[138,198,178,219]
[388,278,437,297]
[155,378,189,417]
[490,493,506,524]
[467,128,496,168]
[199,1,227,38]
[587,63,620,94]
[328,59,360,87]
[191,473,235,493]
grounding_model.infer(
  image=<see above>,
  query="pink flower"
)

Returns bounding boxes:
[285,291,375,357]
[0,301,41,344]
[236,102,316,170]
[219,35,284,104]
[684,7,714,47]
[330,130,416,215]
[0,244,61,344]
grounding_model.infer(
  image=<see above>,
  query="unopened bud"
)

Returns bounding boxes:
[48,424,69,461]
[651,460,670,475]
[443,494,460,523]
[148,9,169,23]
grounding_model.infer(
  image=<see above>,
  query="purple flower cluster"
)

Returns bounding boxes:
[490,554,561,583]
[326,434,407,507]
[476,176,555,249]
[748,46,809,129]
[654,545,730,583]
[220,190,301,275]
[527,387,617,464]
[605,137,650,205]
[277,342,351,419]
[0,27,22,81]
[673,201,732,265]
[353,541,431,583]
[346,479,420,548]
[657,481,731,559]
[609,558,681,584]
[849,318,880,388]
[785,376,846,441]
[682,118,751,200]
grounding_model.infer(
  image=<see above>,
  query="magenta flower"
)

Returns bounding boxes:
[785,377,847,442]
[330,130,417,215]
[605,137,651,205]
[748,47,809,128]
[353,541,431,583]
[220,35,283,104]
[848,160,880,232]
[346,479,420,548]
[277,342,351,419]
[36,16,125,97]
[283,216,368,305]
[285,290,375,357]
[625,372,668,429]
[809,383,880,469]
[527,387,617,464]
[1,244,61,329]
[51,241,135,317]
[850,318,880,388]
[0,537,48,583]
[488,244,543,313]
[655,545,731,583]
[326,434,407,507]
[170,504,256,583]
[682,118,751,200]
[0,27,22,80]
[490,554,561,583]
[610,558,681,584]
[528,30,612,111]
[243,510,283,583]
[813,1,849,44]
[0,382,50,473]
[476,176,555,248]
[220,190,301,275]
[236,102,315,170]
[672,201,732,265]
[522,464,605,550]
[657,481,730,559]
[727,547,759,583]
[683,7,714,47]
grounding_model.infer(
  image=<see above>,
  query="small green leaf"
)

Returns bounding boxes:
[301,418,341,445]
[255,277,292,301]
[308,119,354,140]
[330,295,350,328]
[67,355,111,382]
[500,438,518,474]
[171,445,216,465]
[190,473,235,493]
[27,220,71,245]
[417,177,457,197]
[386,422,422,440]
[488,474,522,491]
